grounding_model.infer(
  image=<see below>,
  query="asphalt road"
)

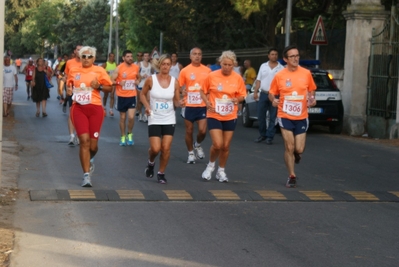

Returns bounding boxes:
[6,74,399,266]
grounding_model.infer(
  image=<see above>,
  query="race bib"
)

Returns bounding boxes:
[29,70,33,76]
[187,92,202,104]
[283,100,302,116]
[215,98,234,116]
[123,80,136,90]
[73,89,92,105]
[154,99,173,113]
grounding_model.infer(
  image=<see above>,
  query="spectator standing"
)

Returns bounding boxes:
[23,58,35,100]
[253,48,285,144]
[243,59,257,92]
[3,56,18,117]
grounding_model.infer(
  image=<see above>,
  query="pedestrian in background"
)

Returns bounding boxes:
[3,56,18,117]
[253,48,284,144]
[31,58,50,117]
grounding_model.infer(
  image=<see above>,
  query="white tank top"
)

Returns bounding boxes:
[138,61,152,88]
[148,74,176,125]
[169,63,180,79]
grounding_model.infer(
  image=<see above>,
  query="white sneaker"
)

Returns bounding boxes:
[143,114,148,122]
[74,135,79,145]
[138,114,143,122]
[201,164,215,180]
[68,136,75,146]
[216,170,229,183]
[194,144,205,159]
[81,174,92,187]
[187,153,196,164]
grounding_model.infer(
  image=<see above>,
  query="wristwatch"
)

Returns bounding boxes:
[98,84,103,90]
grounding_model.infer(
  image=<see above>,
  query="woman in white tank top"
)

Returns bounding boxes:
[140,54,181,184]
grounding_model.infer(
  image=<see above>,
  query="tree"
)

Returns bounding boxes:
[5,0,45,56]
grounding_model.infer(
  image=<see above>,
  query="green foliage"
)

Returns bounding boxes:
[5,0,110,58]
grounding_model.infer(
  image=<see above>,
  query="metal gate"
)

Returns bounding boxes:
[367,12,399,121]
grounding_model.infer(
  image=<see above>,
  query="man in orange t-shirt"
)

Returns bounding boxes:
[179,47,211,163]
[15,58,21,73]
[111,50,141,146]
[64,45,82,146]
[200,51,246,183]
[269,45,317,188]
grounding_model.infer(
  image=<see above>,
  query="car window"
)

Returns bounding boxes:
[311,72,334,91]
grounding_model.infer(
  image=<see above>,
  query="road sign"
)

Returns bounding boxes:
[310,16,328,45]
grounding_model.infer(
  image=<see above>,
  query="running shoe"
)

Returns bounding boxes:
[127,133,134,145]
[294,152,301,164]
[143,114,148,123]
[194,144,205,159]
[145,162,155,178]
[81,174,92,187]
[89,160,95,176]
[119,135,126,146]
[187,153,196,164]
[286,176,297,188]
[109,109,114,116]
[157,173,167,184]
[62,105,66,113]
[74,135,79,145]
[138,114,143,122]
[216,170,229,183]
[201,164,215,181]
[68,136,75,146]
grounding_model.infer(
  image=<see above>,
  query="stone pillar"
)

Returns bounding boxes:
[342,0,389,135]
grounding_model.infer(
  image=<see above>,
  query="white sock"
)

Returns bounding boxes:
[70,134,74,138]
[208,161,215,168]
[188,151,194,155]
[218,167,225,173]
[194,142,200,147]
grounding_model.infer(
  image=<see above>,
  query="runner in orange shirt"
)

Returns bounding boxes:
[64,45,82,146]
[269,45,317,188]
[66,46,112,187]
[111,50,141,146]
[179,47,211,163]
[200,51,246,182]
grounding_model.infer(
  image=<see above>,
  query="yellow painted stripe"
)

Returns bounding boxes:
[388,191,399,198]
[345,191,379,201]
[255,190,286,200]
[116,190,145,200]
[300,191,333,201]
[163,190,193,200]
[68,190,96,199]
[209,190,240,200]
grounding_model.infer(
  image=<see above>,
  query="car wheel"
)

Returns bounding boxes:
[329,122,343,134]
[242,104,253,127]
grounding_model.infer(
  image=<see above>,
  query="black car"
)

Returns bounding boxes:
[242,68,344,134]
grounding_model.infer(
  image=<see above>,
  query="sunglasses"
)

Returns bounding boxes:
[81,54,94,59]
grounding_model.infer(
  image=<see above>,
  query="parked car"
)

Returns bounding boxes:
[242,67,344,134]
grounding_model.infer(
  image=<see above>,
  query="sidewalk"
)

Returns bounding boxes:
[0,114,20,267]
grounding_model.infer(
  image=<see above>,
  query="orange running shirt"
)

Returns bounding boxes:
[114,63,140,97]
[67,65,112,106]
[202,70,246,121]
[269,66,317,120]
[65,58,82,76]
[179,64,211,107]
